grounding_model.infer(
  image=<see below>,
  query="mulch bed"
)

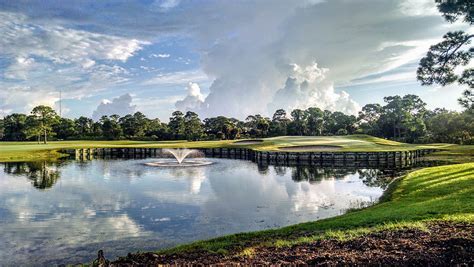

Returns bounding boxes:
[107,221,473,266]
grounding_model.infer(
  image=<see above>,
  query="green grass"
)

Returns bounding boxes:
[158,163,474,256]
[1,134,468,162]
[0,140,234,162]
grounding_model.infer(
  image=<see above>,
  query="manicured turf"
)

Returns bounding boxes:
[158,162,474,256]
[0,134,468,162]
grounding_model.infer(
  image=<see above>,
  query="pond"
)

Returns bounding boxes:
[0,157,403,265]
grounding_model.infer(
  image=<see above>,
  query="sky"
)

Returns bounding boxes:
[0,0,470,121]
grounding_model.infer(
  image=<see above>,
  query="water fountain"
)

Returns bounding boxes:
[144,148,213,167]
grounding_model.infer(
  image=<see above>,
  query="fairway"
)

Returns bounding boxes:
[0,135,464,162]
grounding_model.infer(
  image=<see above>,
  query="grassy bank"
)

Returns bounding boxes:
[1,135,469,162]
[124,162,473,262]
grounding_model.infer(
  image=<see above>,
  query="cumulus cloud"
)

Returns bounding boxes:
[269,62,360,115]
[92,94,136,120]
[175,82,205,112]
[183,0,461,118]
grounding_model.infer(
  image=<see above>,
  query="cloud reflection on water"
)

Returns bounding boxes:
[0,159,387,265]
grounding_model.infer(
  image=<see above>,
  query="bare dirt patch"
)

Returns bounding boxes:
[108,222,473,266]
[233,139,264,145]
[278,145,342,151]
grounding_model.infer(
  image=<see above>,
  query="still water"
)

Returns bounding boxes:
[0,158,397,265]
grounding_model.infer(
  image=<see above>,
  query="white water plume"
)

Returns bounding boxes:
[164,148,196,164]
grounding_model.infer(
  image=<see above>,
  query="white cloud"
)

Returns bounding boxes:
[398,0,439,17]
[269,62,360,115]
[0,0,467,117]
[4,57,36,80]
[0,11,147,65]
[184,0,462,118]
[92,93,136,120]
[152,0,181,12]
[151,53,171,58]
[141,70,209,86]
[0,11,148,115]
[175,82,205,112]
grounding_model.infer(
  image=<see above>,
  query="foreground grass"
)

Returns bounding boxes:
[158,163,474,256]
[0,134,467,162]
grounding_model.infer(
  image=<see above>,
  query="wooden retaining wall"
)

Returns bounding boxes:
[60,147,438,168]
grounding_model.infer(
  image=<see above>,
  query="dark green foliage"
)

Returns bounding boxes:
[203,116,241,140]
[1,96,473,144]
[3,113,27,141]
[100,115,123,140]
[53,118,77,140]
[418,1,473,110]
[436,0,473,24]
[269,109,290,136]
[29,106,59,144]
[184,111,204,141]
[168,111,186,139]
[417,31,473,86]
[245,114,270,138]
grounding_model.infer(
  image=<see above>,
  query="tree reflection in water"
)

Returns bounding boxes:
[265,165,400,189]
[2,161,62,190]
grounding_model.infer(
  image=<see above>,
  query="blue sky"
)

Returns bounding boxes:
[0,0,469,121]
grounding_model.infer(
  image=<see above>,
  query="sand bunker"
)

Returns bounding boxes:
[233,139,264,145]
[278,145,342,152]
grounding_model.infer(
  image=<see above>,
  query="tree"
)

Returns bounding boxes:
[358,104,383,136]
[30,106,59,144]
[0,118,4,140]
[288,109,307,135]
[321,110,334,135]
[145,118,169,140]
[269,109,290,136]
[184,111,204,141]
[54,118,77,140]
[169,111,186,139]
[25,115,42,143]
[425,109,473,144]
[329,112,357,135]
[203,116,242,140]
[245,114,270,138]
[379,95,427,142]
[75,116,94,138]
[100,115,122,140]
[119,112,150,138]
[458,85,474,110]
[3,113,27,141]
[417,0,473,110]
[306,107,324,136]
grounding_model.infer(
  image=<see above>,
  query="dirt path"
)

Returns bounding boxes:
[108,221,473,266]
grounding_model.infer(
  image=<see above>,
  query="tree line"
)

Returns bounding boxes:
[0,94,472,144]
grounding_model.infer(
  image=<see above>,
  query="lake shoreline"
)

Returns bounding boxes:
[90,163,474,266]
[106,221,474,265]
